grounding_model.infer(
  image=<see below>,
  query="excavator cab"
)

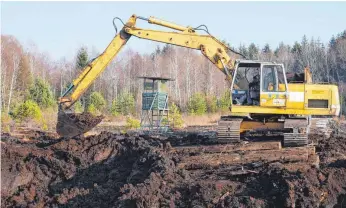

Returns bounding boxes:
[260,63,288,107]
[231,61,288,107]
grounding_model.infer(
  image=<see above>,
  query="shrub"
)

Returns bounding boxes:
[1,113,12,123]
[121,93,136,116]
[28,78,55,108]
[111,92,136,116]
[87,103,97,115]
[169,103,184,128]
[89,92,106,111]
[219,91,232,111]
[11,100,42,122]
[1,113,12,133]
[110,99,121,116]
[125,117,140,129]
[206,95,218,113]
[74,100,83,113]
[187,93,207,115]
[161,117,169,126]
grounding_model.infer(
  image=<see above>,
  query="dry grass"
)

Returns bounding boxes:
[102,115,128,126]
[1,108,58,133]
[182,113,221,126]
[1,113,13,133]
[41,107,58,131]
[106,113,224,127]
[1,110,234,133]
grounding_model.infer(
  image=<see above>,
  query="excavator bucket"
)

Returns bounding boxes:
[56,111,104,138]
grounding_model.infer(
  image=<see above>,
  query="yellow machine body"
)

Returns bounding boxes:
[57,14,340,145]
[232,83,340,116]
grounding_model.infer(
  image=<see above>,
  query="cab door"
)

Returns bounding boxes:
[260,64,288,107]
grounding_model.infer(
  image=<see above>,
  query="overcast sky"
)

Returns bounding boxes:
[2,1,346,61]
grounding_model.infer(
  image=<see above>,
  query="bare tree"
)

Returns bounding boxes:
[7,55,20,113]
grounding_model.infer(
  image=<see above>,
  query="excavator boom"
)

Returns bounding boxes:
[56,14,340,148]
[57,14,239,137]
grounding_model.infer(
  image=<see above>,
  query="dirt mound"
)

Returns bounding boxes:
[1,132,346,207]
[1,132,175,207]
[315,134,346,165]
[167,131,218,146]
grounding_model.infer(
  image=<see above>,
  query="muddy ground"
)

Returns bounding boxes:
[1,129,346,208]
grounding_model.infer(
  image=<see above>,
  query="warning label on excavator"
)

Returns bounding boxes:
[273,99,285,106]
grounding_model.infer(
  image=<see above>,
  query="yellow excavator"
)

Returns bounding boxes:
[57,14,340,147]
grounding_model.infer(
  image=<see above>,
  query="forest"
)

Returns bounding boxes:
[1,30,346,130]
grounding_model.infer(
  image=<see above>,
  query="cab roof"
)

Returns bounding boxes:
[236,60,281,68]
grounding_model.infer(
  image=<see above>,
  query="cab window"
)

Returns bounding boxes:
[262,65,286,92]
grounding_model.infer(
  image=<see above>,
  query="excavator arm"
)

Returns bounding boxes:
[57,14,239,137]
[59,14,237,109]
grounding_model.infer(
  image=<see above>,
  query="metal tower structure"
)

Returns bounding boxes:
[138,76,172,133]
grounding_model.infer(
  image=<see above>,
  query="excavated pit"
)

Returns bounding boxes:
[1,130,346,208]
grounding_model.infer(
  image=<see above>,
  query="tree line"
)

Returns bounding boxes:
[1,30,346,124]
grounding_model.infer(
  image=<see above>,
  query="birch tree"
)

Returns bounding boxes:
[7,55,20,113]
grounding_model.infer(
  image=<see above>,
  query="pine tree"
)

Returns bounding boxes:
[291,42,302,54]
[262,43,273,61]
[151,46,161,60]
[76,47,89,71]
[121,93,135,116]
[89,92,106,112]
[169,103,184,128]
[248,43,259,60]
[28,78,55,108]
[262,43,271,54]
[301,35,308,48]
[329,36,336,49]
[161,44,172,55]
[75,47,90,110]
[111,98,121,116]
[187,93,207,115]
[341,30,346,39]
[11,100,42,123]
[111,92,136,116]
[155,46,161,55]
[238,44,249,58]
[274,42,285,57]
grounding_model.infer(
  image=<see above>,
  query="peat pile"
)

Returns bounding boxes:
[1,132,180,207]
[317,134,346,164]
[1,132,346,207]
[167,131,218,146]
